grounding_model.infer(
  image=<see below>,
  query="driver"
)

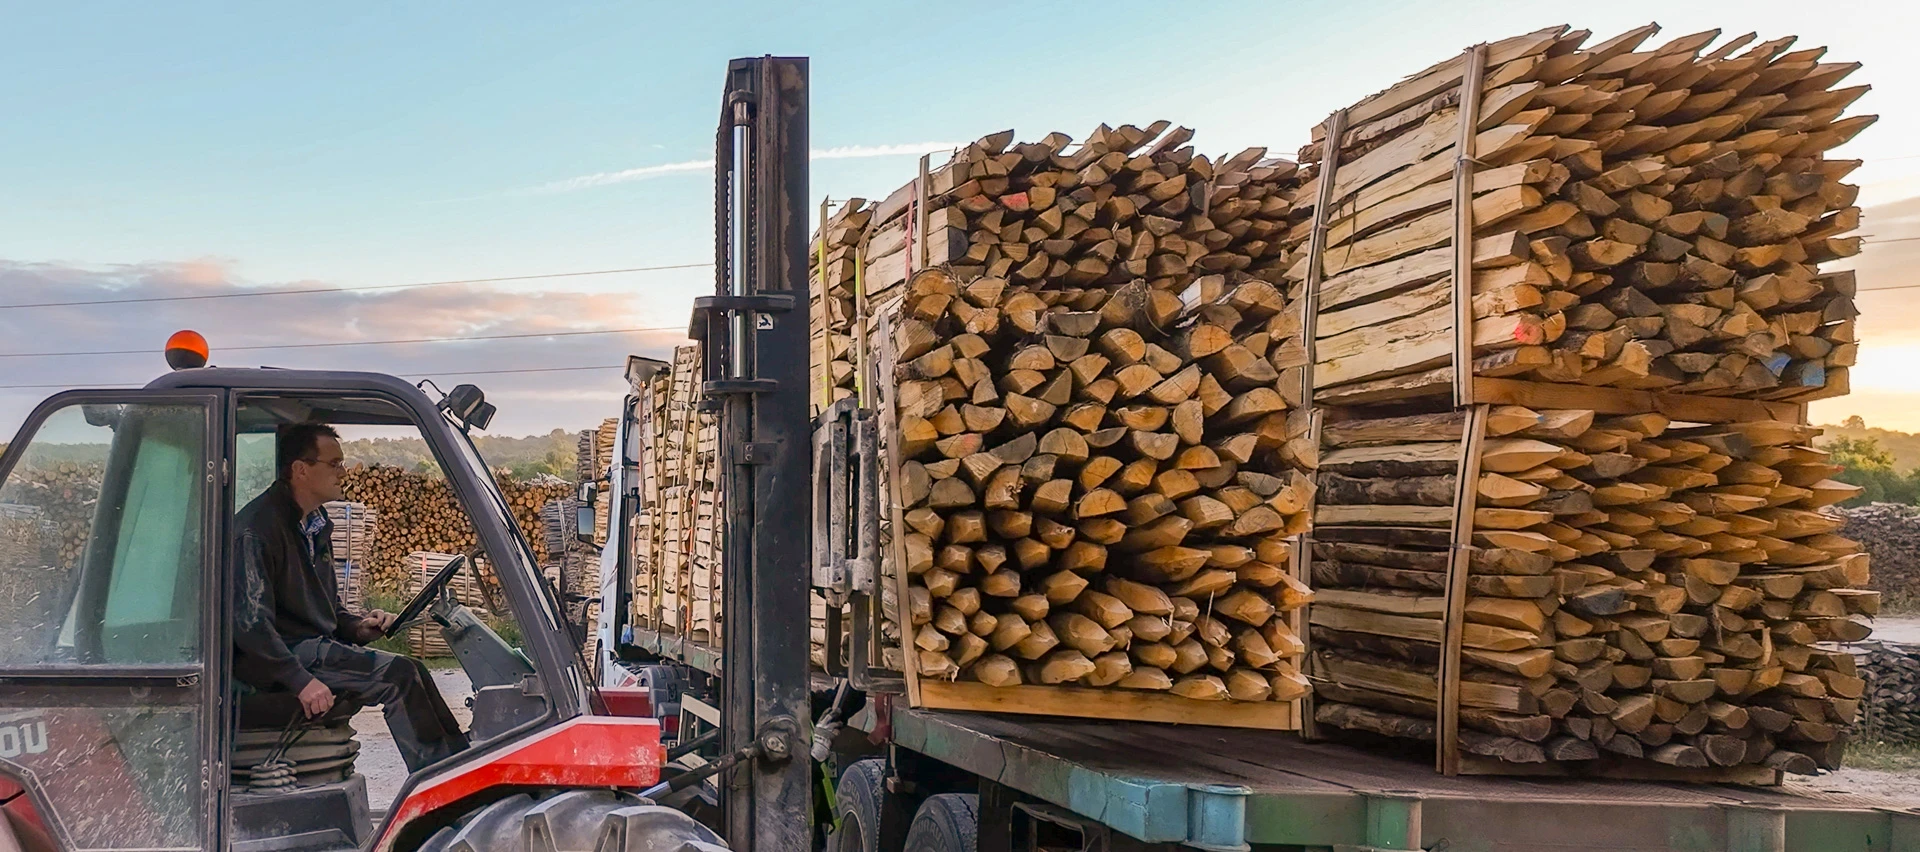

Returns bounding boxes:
[232,422,470,772]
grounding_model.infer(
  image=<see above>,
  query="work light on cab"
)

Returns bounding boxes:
[165,330,210,370]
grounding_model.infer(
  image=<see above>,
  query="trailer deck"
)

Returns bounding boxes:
[858,704,1920,852]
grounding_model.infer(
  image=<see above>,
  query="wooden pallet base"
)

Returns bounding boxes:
[917,681,1298,730]
[1457,755,1783,786]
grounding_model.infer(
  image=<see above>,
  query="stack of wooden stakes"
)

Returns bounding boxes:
[324,501,377,609]
[1310,407,1871,776]
[1291,23,1876,780]
[1283,23,1866,407]
[811,122,1319,725]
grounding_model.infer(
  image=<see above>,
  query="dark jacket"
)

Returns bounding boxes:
[232,481,367,691]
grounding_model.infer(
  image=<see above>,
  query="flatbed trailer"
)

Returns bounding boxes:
[853,704,1919,852]
[581,50,1919,852]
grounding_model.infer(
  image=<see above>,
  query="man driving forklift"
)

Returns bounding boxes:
[232,422,470,771]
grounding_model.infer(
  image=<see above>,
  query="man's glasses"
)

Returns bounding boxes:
[299,456,347,472]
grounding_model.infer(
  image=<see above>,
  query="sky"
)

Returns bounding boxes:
[2,1,1917,438]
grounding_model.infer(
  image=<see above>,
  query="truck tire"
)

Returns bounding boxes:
[829,759,890,852]
[901,793,978,852]
[416,789,727,852]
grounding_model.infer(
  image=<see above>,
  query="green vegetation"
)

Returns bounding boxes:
[341,428,583,479]
[1816,417,1920,507]
[1844,740,1920,774]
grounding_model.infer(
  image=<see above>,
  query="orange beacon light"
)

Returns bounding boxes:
[165,330,210,370]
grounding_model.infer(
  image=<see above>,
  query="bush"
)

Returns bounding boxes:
[1828,436,1920,506]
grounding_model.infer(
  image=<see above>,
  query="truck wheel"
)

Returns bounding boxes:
[830,759,893,852]
[416,790,727,852]
[901,793,978,852]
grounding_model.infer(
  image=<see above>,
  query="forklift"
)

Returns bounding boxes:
[0,56,813,852]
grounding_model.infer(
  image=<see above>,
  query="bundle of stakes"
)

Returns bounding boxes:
[1280,24,1869,406]
[1309,406,1873,775]
[811,122,1320,706]
[629,346,725,647]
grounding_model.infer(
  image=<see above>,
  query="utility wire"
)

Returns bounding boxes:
[0,325,687,359]
[0,363,634,391]
[0,263,712,311]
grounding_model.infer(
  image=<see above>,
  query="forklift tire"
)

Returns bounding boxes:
[415,789,727,852]
[830,759,892,852]
[901,793,978,852]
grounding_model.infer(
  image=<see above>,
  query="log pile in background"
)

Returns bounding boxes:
[630,346,725,647]
[0,461,101,571]
[1310,407,1873,774]
[1833,503,1920,613]
[1283,24,1869,406]
[812,123,1319,706]
[339,465,570,597]
[1854,641,1920,745]
[0,462,105,650]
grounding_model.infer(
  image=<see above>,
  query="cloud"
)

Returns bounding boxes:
[527,141,964,194]
[0,259,690,436]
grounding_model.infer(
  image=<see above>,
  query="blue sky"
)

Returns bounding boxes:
[2,1,1917,434]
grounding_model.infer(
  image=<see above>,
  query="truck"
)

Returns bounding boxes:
[585,55,1920,852]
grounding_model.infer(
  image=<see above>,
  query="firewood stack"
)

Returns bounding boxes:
[339,465,570,597]
[807,123,1323,705]
[1310,405,1873,774]
[1284,24,1868,407]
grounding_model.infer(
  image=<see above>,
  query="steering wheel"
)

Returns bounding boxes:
[385,549,479,638]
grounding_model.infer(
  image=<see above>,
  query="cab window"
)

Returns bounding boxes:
[0,401,207,667]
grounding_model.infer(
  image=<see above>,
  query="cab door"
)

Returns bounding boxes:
[0,390,225,851]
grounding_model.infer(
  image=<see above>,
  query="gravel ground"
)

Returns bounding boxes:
[354,667,474,808]
[1867,615,1920,644]
[1792,767,1920,803]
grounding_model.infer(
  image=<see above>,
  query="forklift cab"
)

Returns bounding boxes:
[0,368,590,852]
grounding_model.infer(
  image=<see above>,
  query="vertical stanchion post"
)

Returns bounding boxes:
[1450,44,1488,409]
[1438,404,1489,775]
[1294,108,1347,740]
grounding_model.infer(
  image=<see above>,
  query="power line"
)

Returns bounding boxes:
[0,325,687,359]
[0,263,712,311]
[0,363,635,391]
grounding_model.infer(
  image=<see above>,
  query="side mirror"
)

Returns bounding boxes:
[575,483,597,545]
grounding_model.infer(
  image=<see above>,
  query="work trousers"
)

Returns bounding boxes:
[294,638,470,772]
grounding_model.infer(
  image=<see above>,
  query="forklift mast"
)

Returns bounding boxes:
[690,56,813,852]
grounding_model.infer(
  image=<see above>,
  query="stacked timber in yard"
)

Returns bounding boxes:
[810,123,1318,726]
[339,466,569,596]
[1291,23,1876,779]
[324,501,377,609]
[1854,641,1920,745]
[1284,23,1866,407]
[1833,503,1920,612]
[402,551,497,657]
[630,346,726,648]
